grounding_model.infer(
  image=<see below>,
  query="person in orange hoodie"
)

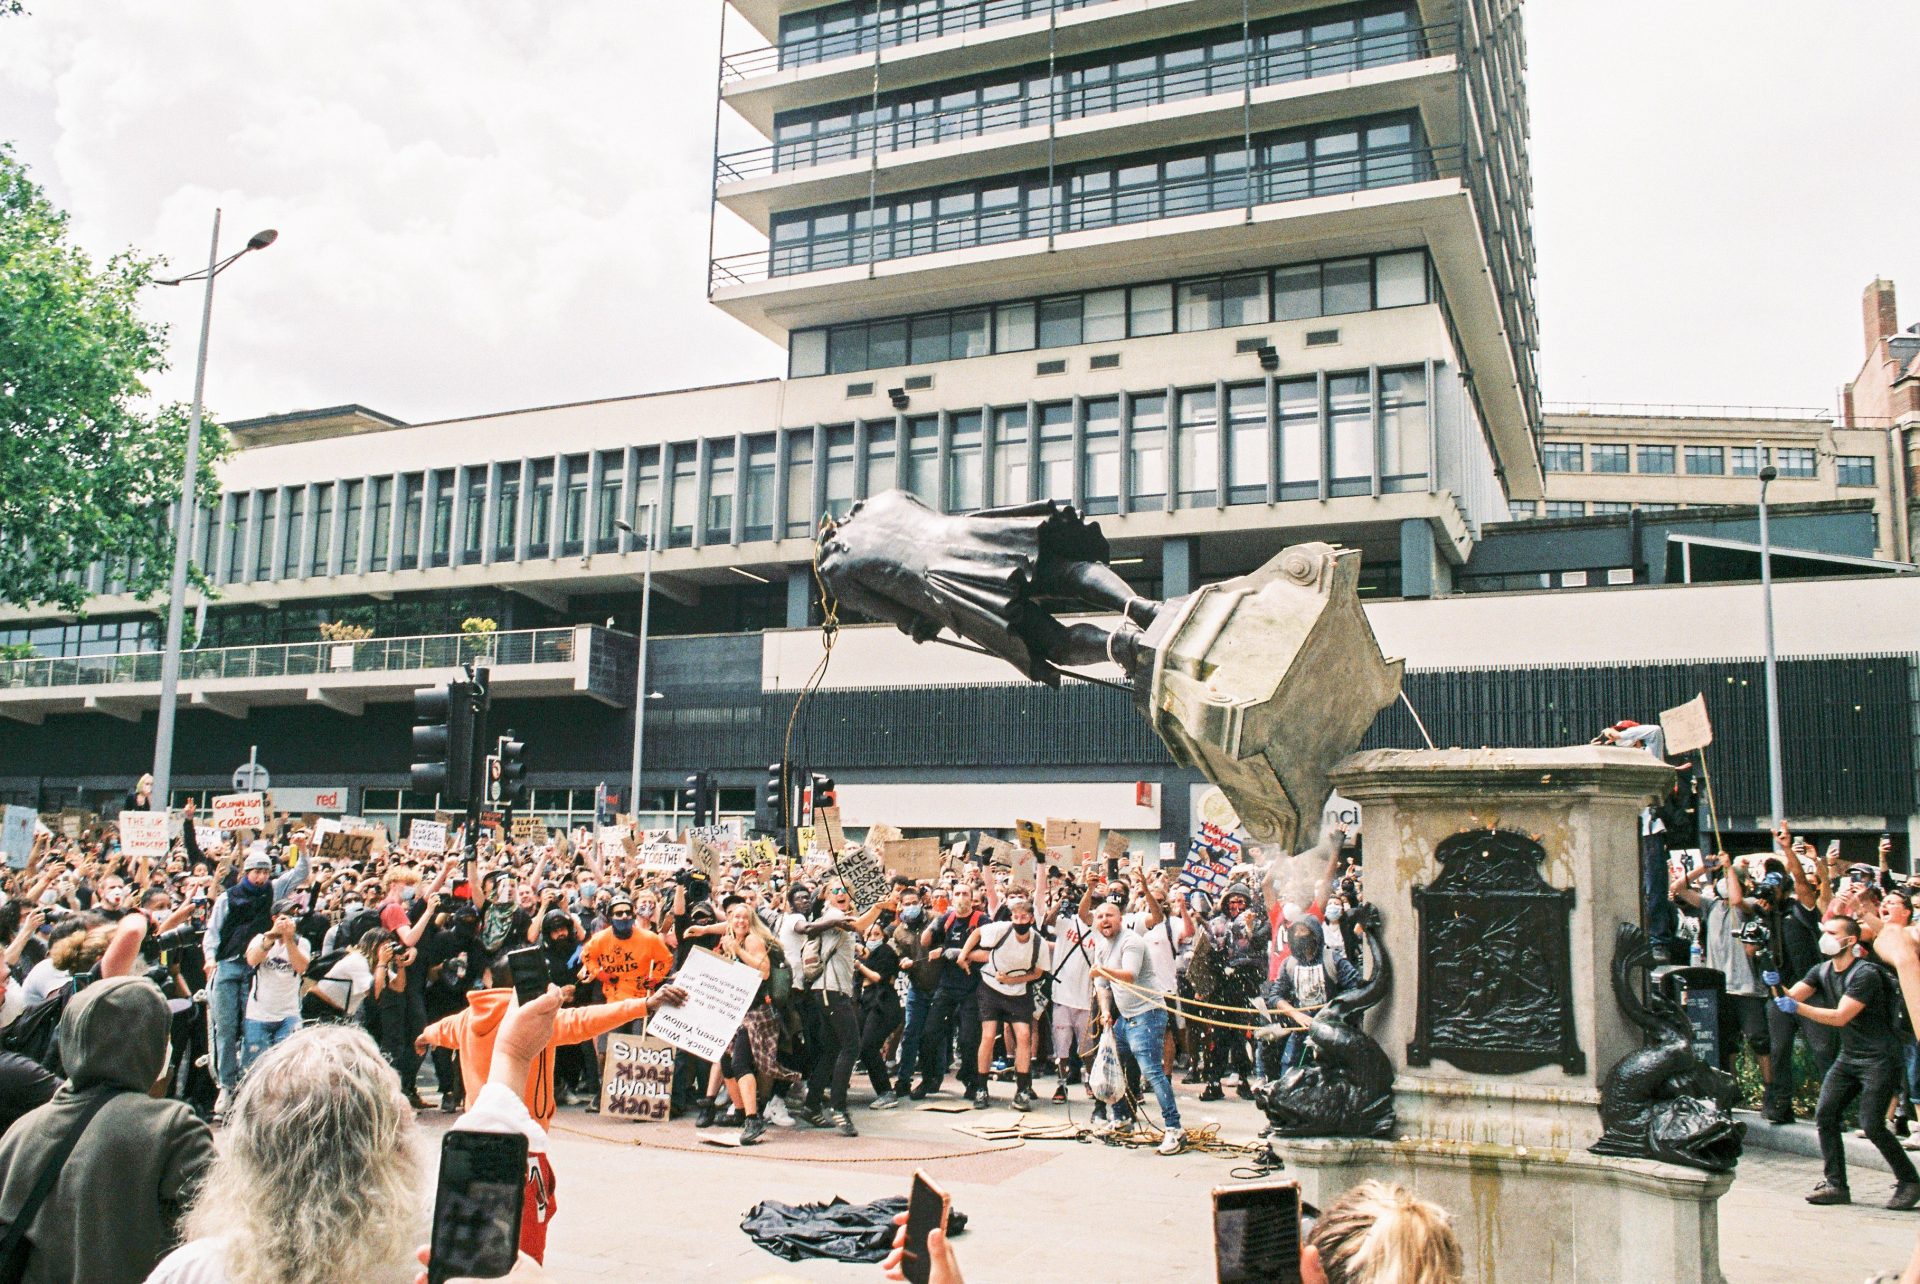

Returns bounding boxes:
[414,953,688,1132]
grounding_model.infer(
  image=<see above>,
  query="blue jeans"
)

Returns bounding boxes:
[241,1014,300,1073]
[1113,1007,1180,1130]
[892,987,933,1089]
[210,958,254,1091]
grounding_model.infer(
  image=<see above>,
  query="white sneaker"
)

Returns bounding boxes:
[764,1098,795,1128]
[1157,1127,1186,1156]
[212,1088,230,1124]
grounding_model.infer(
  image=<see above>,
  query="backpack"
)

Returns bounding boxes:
[2,979,80,1076]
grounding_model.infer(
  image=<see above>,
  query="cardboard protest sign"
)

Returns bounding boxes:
[1102,830,1130,860]
[687,824,740,858]
[407,819,449,855]
[833,846,891,912]
[1011,846,1037,886]
[1660,694,1714,755]
[55,810,83,841]
[794,826,817,859]
[1015,819,1046,855]
[510,814,546,842]
[865,822,903,847]
[1045,818,1101,859]
[689,835,721,880]
[979,836,1017,869]
[742,836,778,869]
[599,1033,674,1122]
[882,837,942,882]
[2,806,35,870]
[119,810,171,860]
[816,806,847,855]
[212,793,265,831]
[637,841,691,871]
[318,827,376,862]
[645,948,763,1063]
[596,826,632,867]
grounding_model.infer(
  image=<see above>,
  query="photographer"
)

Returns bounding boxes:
[201,834,312,1119]
[240,898,310,1073]
[1670,850,1771,1086]
[1750,824,1828,1123]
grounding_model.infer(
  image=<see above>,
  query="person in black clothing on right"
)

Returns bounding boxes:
[1770,913,1920,1209]
[913,885,986,1101]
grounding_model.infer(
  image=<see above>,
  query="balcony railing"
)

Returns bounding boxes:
[0,626,582,692]
[712,142,1459,291]
[720,0,1118,84]
[717,22,1450,182]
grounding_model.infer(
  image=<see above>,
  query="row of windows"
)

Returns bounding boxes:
[1459,567,1638,594]
[0,618,160,659]
[788,250,1432,377]
[767,3,1423,170]
[776,0,1109,69]
[767,113,1432,277]
[80,368,1437,597]
[1539,442,1859,482]
[1508,501,1717,521]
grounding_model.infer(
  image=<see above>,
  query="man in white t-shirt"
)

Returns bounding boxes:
[1048,889,1096,1103]
[1123,875,1190,1078]
[241,899,309,1072]
[960,896,1046,1111]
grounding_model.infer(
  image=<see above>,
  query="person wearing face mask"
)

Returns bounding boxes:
[854,918,904,1110]
[877,886,938,1110]
[1262,917,1361,1079]
[1669,852,1771,1085]
[960,895,1046,1110]
[578,896,672,1011]
[1771,914,1920,1208]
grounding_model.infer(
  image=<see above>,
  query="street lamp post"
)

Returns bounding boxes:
[1756,447,1785,829]
[615,503,659,825]
[149,212,277,806]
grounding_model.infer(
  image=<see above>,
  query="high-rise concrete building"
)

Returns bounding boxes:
[708,0,1543,600]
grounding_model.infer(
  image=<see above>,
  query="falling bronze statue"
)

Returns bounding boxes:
[817,490,1403,852]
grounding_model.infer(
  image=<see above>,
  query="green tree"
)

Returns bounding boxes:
[0,144,227,612]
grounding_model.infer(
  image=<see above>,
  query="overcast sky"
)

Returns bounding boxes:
[3,1,1915,426]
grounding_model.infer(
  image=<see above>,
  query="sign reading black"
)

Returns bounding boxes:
[1407,828,1584,1075]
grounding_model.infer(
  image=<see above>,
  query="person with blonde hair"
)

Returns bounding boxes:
[1303,1180,1463,1284]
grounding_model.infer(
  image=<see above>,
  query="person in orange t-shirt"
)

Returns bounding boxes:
[579,895,674,1004]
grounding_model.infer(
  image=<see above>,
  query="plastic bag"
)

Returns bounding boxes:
[1089,1025,1125,1104]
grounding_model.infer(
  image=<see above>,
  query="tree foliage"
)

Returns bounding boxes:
[0,145,228,612]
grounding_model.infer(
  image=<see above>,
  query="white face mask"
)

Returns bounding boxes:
[1325,903,1343,923]
[1818,932,1847,958]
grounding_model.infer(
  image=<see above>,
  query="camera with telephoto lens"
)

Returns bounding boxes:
[1736,918,1772,951]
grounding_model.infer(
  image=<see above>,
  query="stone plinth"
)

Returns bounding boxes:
[1268,747,1731,1283]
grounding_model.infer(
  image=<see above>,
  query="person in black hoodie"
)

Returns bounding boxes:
[200,843,311,1121]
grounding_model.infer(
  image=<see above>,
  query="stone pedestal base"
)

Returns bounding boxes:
[1271,1136,1731,1284]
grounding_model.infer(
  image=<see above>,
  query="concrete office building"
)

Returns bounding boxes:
[0,1,1914,855]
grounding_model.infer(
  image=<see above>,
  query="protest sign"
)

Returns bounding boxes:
[1177,842,1234,898]
[637,841,691,871]
[1660,694,1714,755]
[833,846,890,912]
[687,824,740,858]
[688,835,720,880]
[1103,830,1130,860]
[317,823,376,862]
[882,837,942,882]
[599,1033,674,1122]
[119,810,171,860]
[646,948,763,1064]
[1011,846,1037,885]
[794,826,817,859]
[596,826,632,867]
[742,836,778,869]
[1046,818,1101,859]
[980,836,1016,869]
[510,814,546,842]
[864,822,903,847]
[2,806,35,870]
[407,819,448,855]
[212,793,265,831]
[1015,819,1045,855]
[816,806,847,855]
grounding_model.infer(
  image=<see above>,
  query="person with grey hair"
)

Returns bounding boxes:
[0,975,213,1284]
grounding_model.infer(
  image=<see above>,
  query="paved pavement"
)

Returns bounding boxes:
[412,1077,1920,1283]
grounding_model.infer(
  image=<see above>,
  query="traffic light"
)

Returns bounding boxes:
[496,730,527,812]
[811,774,837,812]
[411,681,478,806]
[760,762,788,834]
[682,772,715,827]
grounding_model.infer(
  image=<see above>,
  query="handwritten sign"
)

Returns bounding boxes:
[689,835,721,880]
[646,948,763,1064]
[794,826,816,860]
[833,846,891,912]
[865,822,903,847]
[1103,830,1130,860]
[687,825,740,858]
[1660,694,1714,755]
[742,837,778,869]
[318,825,376,862]
[510,814,546,842]
[816,806,847,855]
[2,806,35,869]
[1178,844,1234,898]
[1015,819,1046,855]
[119,810,171,859]
[597,826,632,867]
[407,819,448,855]
[638,841,691,871]
[212,793,265,831]
[1046,818,1100,859]
[882,837,942,882]
[600,1033,674,1122]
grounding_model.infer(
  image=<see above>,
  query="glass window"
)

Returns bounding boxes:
[1637,445,1675,475]
[634,447,662,543]
[868,319,907,369]
[1327,375,1371,496]
[1035,403,1075,500]
[1225,384,1267,503]
[1507,500,1538,520]
[593,452,623,553]
[1221,274,1267,329]
[1082,397,1121,514]
[863,420,897,496]
[310,483,334,575]
[951,309,990,359]
[1542,443,1584,473]
[1322,258,1371,315]
[1175,388,1219,507]
[992,407,1030,505]
[1176,278,1220,331]
[429,470,454,565]
[1776,447,1817,478]
[1684,445,1724,476]
[1545,501,1587,518]
[462,470,488,559]
[1380,367,1430,493]
[1592,502,1633,515]
[995,301,1036,352]
[192,498,217,577]
[254,492,278,581]
[1128,394,1167,507]
[343,480,366,570]
[1038,296,1082,348]
[398,474,423,569]
[1129,283,1173,336]
[1273,263,1321,321]
[1589,444,1629,474]
[1083,289,1126,343]
[1837,454,1876,487]
[827,325,869,374]
[791,328,828,378]
[902,416,940,502]
[492,464,519,558]
[1731,446,1763,477]
[947,412,984,512]
[823,426,856,519]
[708,439,738,540]
[526,462,553,556]
[667,445,697,548]
[743,435,777,540]
[1373,251,1427,307]
[281,486,306,576]
[909,314,950,365]
[1276,378,1320,500]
